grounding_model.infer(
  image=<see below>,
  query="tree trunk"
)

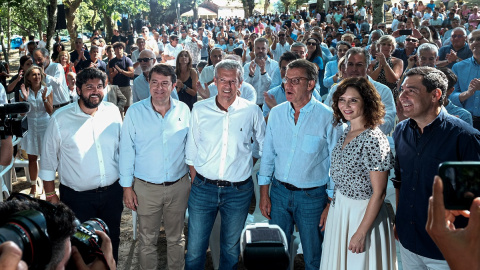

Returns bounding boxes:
[37,21,43,41]
[372,0,384,25]
[316,0,324,11]
[242,0,250,18]
[103,11,114,44]
[193,0,198,22]
[248,0,255,17]
[46,0,58,51]
[284,3,290,14]
[264,0,270,15]
[91,9,97,30]
[0,19,8,63]
[7,6,11,54]
[65,0,83,48]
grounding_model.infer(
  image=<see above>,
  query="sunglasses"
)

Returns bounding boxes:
[405,38,418,42]
[306,42,317,46]
[138,58,154,62]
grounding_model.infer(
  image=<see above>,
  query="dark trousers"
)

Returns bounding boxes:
[60,181,123,262]
[473,116,480,132]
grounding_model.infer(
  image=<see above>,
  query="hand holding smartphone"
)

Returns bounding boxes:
[438,161,480,210]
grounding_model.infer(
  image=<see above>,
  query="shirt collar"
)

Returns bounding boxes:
[407,107,446,131]
[74,99,106,116]
[289,95,315,114]
[470,56,480,66]
[146,96,176,113]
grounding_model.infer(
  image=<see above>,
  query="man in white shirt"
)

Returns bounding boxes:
[198,47,223,88]
[132,49,178,103]
[32,48,69,110]
[244,37,280,106]
[270,30,292,62]
[121,64,190,270]
[39,67,123,262]
[185,59,265,270]
[131,37,146,78]
[164,35,183,68]
[141,26,159,56]
[38,34,47,49]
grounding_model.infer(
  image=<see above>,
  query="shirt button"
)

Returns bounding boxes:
[412,187,415,191]
[417,153,420,156]
[410,204,413,208]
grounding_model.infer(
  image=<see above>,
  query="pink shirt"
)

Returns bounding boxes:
[469,13,480,27]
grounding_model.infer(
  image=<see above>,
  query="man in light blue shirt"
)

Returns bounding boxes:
[132,49,178,103]
[324,48,396,135]
[259,59,344,270]
[439,66,473,125]
[120,64,191,270]
[263,52,322,119]
[451,29,480,130]
[323,41,351,90]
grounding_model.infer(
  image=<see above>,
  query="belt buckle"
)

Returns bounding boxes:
[216,180,230,187]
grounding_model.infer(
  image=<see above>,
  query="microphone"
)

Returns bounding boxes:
[0,102,31,115]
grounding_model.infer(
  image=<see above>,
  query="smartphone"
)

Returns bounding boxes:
[284,20,292,29]
[438,161,480,210]
[399,29,413,36]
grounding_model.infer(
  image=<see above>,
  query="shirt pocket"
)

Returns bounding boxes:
[302,134,321,154]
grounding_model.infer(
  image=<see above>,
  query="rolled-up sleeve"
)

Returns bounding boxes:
[39,118,61,181]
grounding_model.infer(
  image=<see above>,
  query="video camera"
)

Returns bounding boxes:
[0,102,30,139]
[0,203,109,269]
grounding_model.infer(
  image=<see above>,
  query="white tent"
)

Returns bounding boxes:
[181,7,217,18]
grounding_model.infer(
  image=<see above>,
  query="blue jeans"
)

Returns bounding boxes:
[185,175,253,270]
[269,179,327,270]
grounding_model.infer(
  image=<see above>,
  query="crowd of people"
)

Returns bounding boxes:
[1,0,480,269]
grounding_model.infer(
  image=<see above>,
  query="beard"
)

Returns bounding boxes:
[79,90,103,109]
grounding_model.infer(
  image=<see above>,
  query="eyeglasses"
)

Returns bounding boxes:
[451,34,465,39]
[405,38,418,42]
[306,42,317,46]
[282,77,310,85]
[138,58,154,62]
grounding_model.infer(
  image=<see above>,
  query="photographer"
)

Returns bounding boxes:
[0,196,116,270]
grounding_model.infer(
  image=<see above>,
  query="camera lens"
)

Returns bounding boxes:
[0,210,51,268]
[71,218,109,265]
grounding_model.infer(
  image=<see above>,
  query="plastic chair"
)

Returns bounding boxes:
[0,156,14,201]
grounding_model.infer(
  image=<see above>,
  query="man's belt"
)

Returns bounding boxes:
[53,102,70,109]
[136,177,181,186]
[196,173,250,188]
[60,179,119,193]
[276,179,319,191]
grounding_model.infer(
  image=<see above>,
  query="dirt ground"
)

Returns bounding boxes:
[10,171,306,270]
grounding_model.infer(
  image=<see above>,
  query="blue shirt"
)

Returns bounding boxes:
[392,48,417,72]
[445,100,473,125]
[258,97,344,196]
[323,58,338,89]
[132,73,178,103]
[263,84,322,118]
[119,97,190,186]
[451,57,480,117]
[393,109,480,260]
[438,43,473,69]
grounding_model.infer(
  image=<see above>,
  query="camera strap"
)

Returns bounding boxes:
[88,238,110,270]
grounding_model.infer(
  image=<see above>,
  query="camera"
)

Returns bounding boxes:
[0,102,30,139]
[0,207,109,268]
[439,161,480,210]
[71,218,110,265]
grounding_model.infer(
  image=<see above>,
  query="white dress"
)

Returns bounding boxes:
[320,127,397,270]
[20,86,52,156]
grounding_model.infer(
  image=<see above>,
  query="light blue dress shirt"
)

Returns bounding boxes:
[323,58,338,89]
[263,84,322,118]
[445,100,473,125]
[258,97,344,197]
[119,97,190,186]
[451,57,480,117]
[132,73,178,103]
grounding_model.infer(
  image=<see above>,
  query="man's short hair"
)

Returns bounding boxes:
[254,37,269,46]
[336,41,352,50]
[437,67,457,90]
[417,43,438,57]
[136,37,145,44]
[141,26,149,32]
[287,59,318,84]
[112,41,125,50]
[279,51,299,67]
[27,41,36,47]
[148,63,177,84]
[197,60,208,70]
[453,27,467,37]
[75,67,107,89]
[170,34,178,41]
[214,59,244,82]
[291,42,307,50]
[404,66,447,105]
[345,47,371,67]
[90,45,99,53]
[0,198,76,270]
[468,29,480,41]
[34,47,49,58]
